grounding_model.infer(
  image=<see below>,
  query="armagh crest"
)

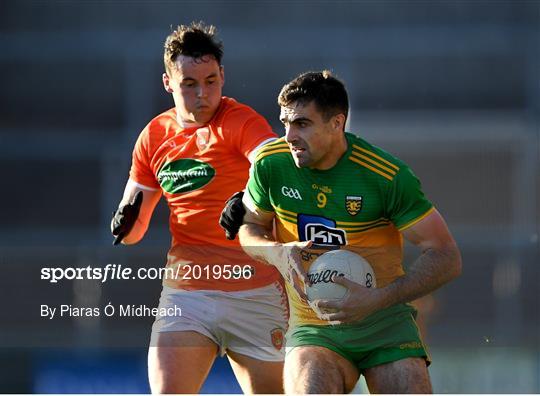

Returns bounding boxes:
[270,328,284,350]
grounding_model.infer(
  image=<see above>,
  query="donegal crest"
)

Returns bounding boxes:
[345,196,363,216]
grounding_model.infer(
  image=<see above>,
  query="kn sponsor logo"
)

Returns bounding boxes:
[305,223,347,246]
[281,186,303,200]
[297,214,347,247]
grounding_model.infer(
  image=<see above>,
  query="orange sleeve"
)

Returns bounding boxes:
[129,126,161,189]
[227,107,277,159]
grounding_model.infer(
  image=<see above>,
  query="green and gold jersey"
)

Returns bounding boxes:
[245,132,434,327]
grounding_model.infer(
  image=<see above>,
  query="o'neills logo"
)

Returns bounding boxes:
[157,159,215,194]
[308,269,345,285]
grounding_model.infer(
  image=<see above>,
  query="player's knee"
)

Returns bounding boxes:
[147,365,171,394]
[234,365,284,394]
[306,377,343,394]
[407,365,433,394]
[285,349,344,393]
[246,377,284,394]
[365,357,432,394]
[285,373,343,394]
[148,347,190,394]
[148,365,198,394]
[149,378,178,394]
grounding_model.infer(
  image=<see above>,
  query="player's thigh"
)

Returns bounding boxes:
[226,349,284,394]
[148,330,218,394]
[220,281,288,393]
[284,346,359,394]
[363,356,432,394]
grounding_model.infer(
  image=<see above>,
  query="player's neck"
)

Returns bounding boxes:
[311,134,348,171]
[176,113,205,129]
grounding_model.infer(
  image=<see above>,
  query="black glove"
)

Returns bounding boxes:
[111,190,143,246]
[219,191,246,240]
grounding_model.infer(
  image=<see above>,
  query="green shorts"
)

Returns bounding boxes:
[286,303,430,371]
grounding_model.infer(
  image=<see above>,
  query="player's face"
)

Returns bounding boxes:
[163,54,224,125]
[281,101,345,170]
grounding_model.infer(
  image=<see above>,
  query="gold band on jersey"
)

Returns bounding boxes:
[349,144,400,181]
[262,137,287,148]
[352,145,400,171]
[338,219,392,233]
[275,207,297,223]
[256,148,290,162]
[256,140,290,162]
[397,207,435,231]
[274,206,394,234]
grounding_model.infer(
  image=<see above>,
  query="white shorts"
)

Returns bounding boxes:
[151,281,288,362]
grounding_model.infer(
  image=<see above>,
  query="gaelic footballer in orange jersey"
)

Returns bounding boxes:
[111,22,287,395]
[129,97,279,291]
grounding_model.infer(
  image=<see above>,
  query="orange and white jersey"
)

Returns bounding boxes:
[129,97,279,291]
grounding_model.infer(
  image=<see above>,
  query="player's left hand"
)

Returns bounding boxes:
[219,191,245,240]
[313,275,383,323]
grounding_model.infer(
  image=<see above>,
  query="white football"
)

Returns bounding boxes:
[306,249,376,302]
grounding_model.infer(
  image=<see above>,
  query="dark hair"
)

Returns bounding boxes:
[164,21,223,74]
[278,70,349,123]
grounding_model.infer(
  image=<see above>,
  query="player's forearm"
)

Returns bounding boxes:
[114,185,162,245]
[238,222,281,266]
[377,245,462,309]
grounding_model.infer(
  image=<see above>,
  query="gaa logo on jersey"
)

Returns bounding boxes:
[157,159,215,194]
[281,186,303,200]
[345,196,363,216]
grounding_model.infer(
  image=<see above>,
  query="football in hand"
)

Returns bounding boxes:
[306,249,376,303]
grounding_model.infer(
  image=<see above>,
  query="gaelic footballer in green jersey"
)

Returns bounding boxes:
[238,70,461,394]
[244,133,434,327]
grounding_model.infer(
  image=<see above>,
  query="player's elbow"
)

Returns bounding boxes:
[237,224,252,249]
[444,243,462,281]
[453,249,462,279]
[238,222,272,243]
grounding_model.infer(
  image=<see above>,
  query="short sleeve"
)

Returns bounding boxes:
[128,128,160,189]
[227,109,276,159]
[245,159,273,212]
[386,166,433,230]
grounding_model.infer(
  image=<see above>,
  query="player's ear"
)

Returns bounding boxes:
[332,113,346,132]
[163,72,174,93]
[219,65,225,86]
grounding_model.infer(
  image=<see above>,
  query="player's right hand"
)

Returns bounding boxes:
[111,190,143,246]
[275,240,313,301]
